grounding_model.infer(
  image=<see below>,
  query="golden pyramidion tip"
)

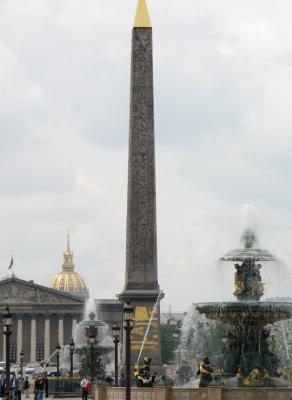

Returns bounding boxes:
[134,0,152,28]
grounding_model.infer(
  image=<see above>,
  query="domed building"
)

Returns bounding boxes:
[51,235,89,299]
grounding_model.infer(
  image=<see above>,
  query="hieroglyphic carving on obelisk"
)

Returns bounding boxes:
[120,0,163,369]
[125,0,158,292]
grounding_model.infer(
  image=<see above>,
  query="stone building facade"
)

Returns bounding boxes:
[0,277,84,363]
[0,237,125,365]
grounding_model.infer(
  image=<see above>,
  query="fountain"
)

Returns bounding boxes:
[75,311,114,380]
[196,228,292,384]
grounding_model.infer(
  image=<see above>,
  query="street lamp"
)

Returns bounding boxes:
[69,338,75,377]
[88,333,96,382]
[3,306,12,400]
[112,324,120,387]
[56,343,61,378]
[123,301,134,400]
[19,350,24,379]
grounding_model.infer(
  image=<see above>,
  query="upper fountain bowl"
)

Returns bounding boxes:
[75,312,114,354]
[221,229,275,262]
[221,248,275,262]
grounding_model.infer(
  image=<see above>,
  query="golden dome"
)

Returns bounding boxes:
[50,235,89,298]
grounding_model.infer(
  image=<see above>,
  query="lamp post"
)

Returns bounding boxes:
[3,306,12,400]
[88,333,96,382]
[112,324,120,387]
[123,301,134,400]
[56,343,61,378]
[69,338,75,377]
[19,350,24,379]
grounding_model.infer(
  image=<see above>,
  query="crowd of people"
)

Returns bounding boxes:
[0,369,163,400]
[0,372,48,400]
[10,355,292,399]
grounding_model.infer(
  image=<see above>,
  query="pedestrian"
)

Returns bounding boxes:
[289,392,292,400]
[34,374,44,400]
[118,374,126,387]
[43,373,48,399]
[24,377,30,399]
[105,376,113,385]
[151,372,158,385]
[11,373,20,400]
[80,377,90,400]
[0,374,6,397]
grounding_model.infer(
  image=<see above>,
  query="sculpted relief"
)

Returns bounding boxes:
[126,27,158,288]
[0,282,70,303]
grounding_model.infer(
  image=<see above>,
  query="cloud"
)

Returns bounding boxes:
[0,0,292,311]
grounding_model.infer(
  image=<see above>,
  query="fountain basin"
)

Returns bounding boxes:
[75,312,114,378]
[197,301,292,325]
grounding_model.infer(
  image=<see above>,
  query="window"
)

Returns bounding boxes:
[36,345,44,362]
[10,346,16,363]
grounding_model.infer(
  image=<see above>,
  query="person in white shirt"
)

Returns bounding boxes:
[80,377,90,400]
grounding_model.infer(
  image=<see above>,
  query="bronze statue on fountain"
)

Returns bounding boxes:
[134,357,155,387]
[197,229,292,384]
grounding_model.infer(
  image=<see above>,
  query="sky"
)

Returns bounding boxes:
[1,0,292,312]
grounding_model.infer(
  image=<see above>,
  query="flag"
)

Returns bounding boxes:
[8,257,13,270]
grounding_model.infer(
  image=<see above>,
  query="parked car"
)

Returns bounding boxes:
[48,362,57,368]
[0,362,6,373]
[46,369,58,377]
[25,363,38,374]
[11,364,20,374]
[47,368,67,377]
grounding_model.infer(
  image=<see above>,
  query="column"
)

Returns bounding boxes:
[3,335,6,360]
[44,316,50,361]
[16,317,23,362]
[30,317,36,362]
[58,318,64,346]
[72,317,78,364]
[58,317,64,362]
[72,318,77,341]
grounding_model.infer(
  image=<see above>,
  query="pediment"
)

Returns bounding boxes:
[0,278,84,304]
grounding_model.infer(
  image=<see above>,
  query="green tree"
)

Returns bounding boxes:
[160,324,178,364]
[196,321,229,357]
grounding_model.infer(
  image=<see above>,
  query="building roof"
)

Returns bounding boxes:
[50,235,89,298]
[0,276,85,305]
[161,312,186,325]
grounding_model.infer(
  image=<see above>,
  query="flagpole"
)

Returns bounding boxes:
[8,256,14,276]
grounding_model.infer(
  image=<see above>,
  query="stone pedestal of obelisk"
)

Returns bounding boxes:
[119,0,164,373]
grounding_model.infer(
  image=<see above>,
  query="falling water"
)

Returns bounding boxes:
[84,296,96,319]
[281,321,290,360]
[44,349,58,367]
[44,345,71,370]
[136,290,163,364]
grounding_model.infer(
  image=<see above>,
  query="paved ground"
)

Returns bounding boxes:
[22,397,80,400]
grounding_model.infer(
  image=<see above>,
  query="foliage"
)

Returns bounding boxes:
[160,324,178,364]
[194,321,230,368]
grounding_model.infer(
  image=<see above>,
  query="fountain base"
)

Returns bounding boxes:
[196,301,292,377]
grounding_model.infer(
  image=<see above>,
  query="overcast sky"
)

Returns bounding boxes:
[1,0,292,312]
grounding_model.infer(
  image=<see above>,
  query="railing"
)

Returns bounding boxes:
[48,377,175,398]
[48,378,82,398]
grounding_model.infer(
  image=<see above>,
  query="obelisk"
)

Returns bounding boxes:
[120,0,163,370]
